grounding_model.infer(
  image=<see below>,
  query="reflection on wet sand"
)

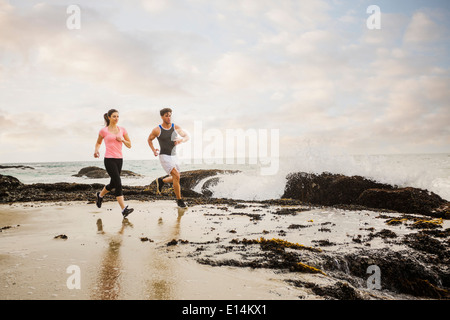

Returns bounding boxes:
[91,218,133,300]
[177,207,187,227]
[92,207,187,300]
[144,207,187,300]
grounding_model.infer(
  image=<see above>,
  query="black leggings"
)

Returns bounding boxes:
[104,158,123,197]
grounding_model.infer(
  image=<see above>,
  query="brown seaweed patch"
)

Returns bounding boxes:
[410,218,444,229]
[295,262,327,276]
[230,237,321,253]
[385,218,408,226]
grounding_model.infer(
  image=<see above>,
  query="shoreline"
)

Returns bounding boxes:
[1,199,449,300]
[1,168,449,218]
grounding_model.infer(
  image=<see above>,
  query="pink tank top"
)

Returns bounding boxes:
[99,126,127,159]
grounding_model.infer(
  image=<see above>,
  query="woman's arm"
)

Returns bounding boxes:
[121,132,132,148]
[94,134,103,158]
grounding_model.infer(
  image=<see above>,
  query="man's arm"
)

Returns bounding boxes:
[147,127,160,156]
[174,124,189,145]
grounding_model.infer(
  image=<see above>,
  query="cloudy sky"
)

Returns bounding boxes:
[0,0,449,163]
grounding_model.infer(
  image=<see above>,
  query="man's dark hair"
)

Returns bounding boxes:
[160,108,172,116]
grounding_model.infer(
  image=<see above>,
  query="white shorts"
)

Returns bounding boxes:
[159,154,180,175]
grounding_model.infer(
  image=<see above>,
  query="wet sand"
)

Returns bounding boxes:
[0,200,308,300]
[1,200,448,300]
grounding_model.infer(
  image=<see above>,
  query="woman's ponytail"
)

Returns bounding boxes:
[104,113,109,126]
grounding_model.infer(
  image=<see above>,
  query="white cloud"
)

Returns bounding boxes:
[404,11,443,44]
[0,2,202,99]
[264,0,330,31]
[360,12,409,46]
[140,0,173,13]
[0,0,449,162]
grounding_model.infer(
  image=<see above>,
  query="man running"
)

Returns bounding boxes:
[148,108,189,208]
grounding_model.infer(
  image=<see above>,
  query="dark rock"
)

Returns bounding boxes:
[72,166,142,178]
[0,169,241,203]
[202,234,450,299]
[1,225,19,231]
[282,172,448,217]
[201,177,221,197]
[402,233,448,259]
[311,281,363,300]
[146,169,239,197]
[370,229,398,239]
[180,169,239,191]
[271,208,308,215]
[287,279,364,300]
[282,172,392,206]
[167,239,178,246]
[29,182,99,192]
[0,175,24,200]
[0,175,23,191]
[0,165,34,169]
[337,250,450,299]
[357,187,446,216]
[72,166,108,178]
[230,212,264,221]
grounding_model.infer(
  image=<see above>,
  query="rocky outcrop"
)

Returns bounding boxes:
[198,229,450,299]
[2,169,449,218]
[201,177,221,197]
[357,187,446,216]
[180,169,239,191]
[0,175,24,198]
[0,165,34,170]
[329,248,449,299]
[195,212,450,299]
[0,169,239,203]
[145,169,239,198]
[283,172,393,206]
[282,172,449,217]
[72,166,142,178]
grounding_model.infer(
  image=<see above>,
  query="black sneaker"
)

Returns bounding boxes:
[96,192,103,208]
[156,177,164,194]
[177,199,187,208]
[122,205,134,218]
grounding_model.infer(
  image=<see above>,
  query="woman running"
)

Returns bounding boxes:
[94,109,134,218]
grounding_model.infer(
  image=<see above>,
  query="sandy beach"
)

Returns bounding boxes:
[0,200,307,300]
[1,198,448,300]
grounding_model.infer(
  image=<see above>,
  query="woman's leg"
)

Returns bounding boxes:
[99,186,109,197]
[101,158,133,216]
[104,158,123,207]
[116,196,125,210]
[114,158,125,210]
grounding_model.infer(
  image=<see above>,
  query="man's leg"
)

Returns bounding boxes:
[163,176,173,184]
[169,168,181,200]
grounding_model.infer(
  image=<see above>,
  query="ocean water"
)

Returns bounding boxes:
[1,153,449,202]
